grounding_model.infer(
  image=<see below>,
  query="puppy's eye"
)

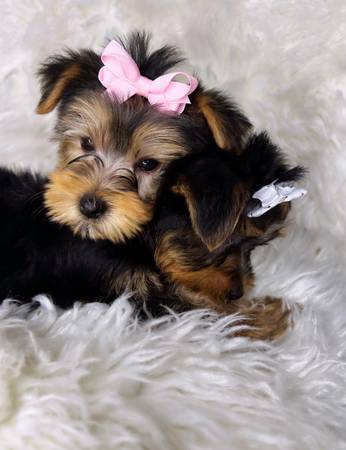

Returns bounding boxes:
[136,159,160,172]
[80,137,95,152]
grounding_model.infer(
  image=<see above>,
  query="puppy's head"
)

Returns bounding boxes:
[37,32,252,242]
[169,150,249,252]
[166,132,306,252]
[43,94,196,242]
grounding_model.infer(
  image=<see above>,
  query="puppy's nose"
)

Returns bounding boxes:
[227,287,244,301]
[79,194,108,219]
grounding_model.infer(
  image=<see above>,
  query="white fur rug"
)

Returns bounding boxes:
[0,1,346,449]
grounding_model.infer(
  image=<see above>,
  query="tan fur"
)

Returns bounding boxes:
[236,202,291,238]
[56,95,114,144]
[225,296,291,341]
[56,94,187,165]
[173,287,290,341]
[36,64,81,114]
[107,267,163,301]
[195,92,233,151]
[44,167,152,243]
[131,121,187,162]
[155,231,254,307]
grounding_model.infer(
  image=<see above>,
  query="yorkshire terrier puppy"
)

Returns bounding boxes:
[151,132,304,335]
[36,32,251,246]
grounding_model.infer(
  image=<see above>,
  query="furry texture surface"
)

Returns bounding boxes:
[0,1,346,449]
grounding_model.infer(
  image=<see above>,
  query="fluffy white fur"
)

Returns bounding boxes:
[0,1,346,448]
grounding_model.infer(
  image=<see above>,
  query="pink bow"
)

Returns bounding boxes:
[98,40,198,114]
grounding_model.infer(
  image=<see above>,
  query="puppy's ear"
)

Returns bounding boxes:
[172,156,248,251]
[242,132,306,188]
[36,49,102,114]
[239,132,306,235]
[188,87,252,153]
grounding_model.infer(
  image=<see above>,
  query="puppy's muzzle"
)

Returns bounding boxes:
[67,154,138,220]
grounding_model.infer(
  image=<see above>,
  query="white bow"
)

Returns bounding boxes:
[247,181,307,218]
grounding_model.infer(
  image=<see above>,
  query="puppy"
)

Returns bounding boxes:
[36,32,251,245]
[151,132,304,334]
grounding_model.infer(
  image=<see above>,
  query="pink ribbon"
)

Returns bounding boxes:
[98,40,198,114]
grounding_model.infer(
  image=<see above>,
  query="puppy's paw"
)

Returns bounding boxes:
[227,296,291,341]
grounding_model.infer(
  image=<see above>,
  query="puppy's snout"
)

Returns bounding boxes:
[79,194,108,219]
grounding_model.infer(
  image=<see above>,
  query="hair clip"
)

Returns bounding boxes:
[247,180,307,218]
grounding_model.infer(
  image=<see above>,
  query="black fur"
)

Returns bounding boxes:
[118,31,184,79]
[241,132,305,188]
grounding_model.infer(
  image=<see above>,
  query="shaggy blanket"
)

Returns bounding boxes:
[0,1,346,449]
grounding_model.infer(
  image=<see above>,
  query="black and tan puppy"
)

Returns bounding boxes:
[152,132,304,318]
[35,32,251,245]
